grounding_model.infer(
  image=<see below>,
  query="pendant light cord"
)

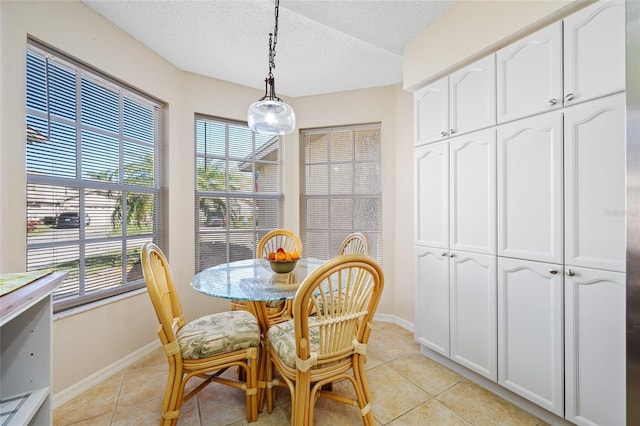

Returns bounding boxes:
[268,0,279,78]
[262,0,280,100]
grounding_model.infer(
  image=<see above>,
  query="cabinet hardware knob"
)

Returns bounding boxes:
[565,93,574,101]
[548,98,558,105]
[449,129,455,135]
[441,131,448,137]
[566,270,576,277]
[549,269,558,274]
[441,251,447,256]
[449,253,456,258]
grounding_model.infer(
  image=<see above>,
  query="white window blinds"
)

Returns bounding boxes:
[300,124,383,263]
[195,115,283,271]
[25,41,166,312]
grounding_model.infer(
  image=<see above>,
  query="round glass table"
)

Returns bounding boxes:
[191,257,325,312]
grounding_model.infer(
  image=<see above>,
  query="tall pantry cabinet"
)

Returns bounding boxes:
[413,1,625,425]
[414,54,497,380]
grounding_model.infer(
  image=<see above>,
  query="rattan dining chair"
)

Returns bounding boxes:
[339,232,370,256]
[231,229,303,323]
[141,242,260,425]
[265,254,384,426]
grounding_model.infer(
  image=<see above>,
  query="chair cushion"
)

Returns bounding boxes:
[177,311,260,360]
[267,318,319,369]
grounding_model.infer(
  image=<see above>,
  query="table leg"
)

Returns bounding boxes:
[246,300,270,413]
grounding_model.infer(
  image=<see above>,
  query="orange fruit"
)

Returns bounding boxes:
[267,251,276,261]
[285,252,292,261]
[275,252,286,261]
[291,250,300,260]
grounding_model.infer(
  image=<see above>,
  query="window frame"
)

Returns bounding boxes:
[194,114,283,272]
[300,123,383,264]
[25,40,166,313]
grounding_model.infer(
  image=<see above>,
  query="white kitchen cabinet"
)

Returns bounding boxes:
[415,55,495,146]
[449,54,496,137]
[1,272,65,426]
[415,129,498,374]
[497,22,563,123]
[415,77,449,145]
[415,129,496,252]
[449,251,497,380]
[564,93,626,272]
[414,141,448,248]
[450,129,496,255]
[497,111,563,264]
[563,0,625,107]
[564,267,625,426]
[497,257,564,416]
[415,246,450,356]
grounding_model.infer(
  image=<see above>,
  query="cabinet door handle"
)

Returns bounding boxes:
[449,129,455,135]
[441,251,447,257]
[549,268,558,275]
[548,98,558,105]
[441,131,448,137]
[566,269,576,277]
[565,93,574,102]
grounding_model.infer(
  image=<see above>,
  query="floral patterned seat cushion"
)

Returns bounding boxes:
[267,318,320,369]
[177,310,260,360]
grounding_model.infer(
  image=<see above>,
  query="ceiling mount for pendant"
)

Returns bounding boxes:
[247,0,296,135]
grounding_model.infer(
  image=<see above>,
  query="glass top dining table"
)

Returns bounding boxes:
[191,257,325,304]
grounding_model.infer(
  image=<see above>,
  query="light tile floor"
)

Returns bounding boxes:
[53,321,547,425]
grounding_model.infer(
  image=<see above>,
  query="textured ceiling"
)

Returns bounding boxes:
[82,0,453,97]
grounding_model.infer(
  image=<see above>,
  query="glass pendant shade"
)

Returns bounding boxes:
[247,98,296,135]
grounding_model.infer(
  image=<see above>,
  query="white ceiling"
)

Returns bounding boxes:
[82,0,453,98]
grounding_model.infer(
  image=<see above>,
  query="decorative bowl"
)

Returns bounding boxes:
[268,259,298,273]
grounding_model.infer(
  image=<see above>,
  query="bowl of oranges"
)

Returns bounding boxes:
[267,248,301,273]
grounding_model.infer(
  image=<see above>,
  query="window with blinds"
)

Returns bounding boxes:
[195,115,282,271]
[300,124,383,263]
[25,41,165,312]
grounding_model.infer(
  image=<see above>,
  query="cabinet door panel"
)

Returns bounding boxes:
[450,129,496,254]
[414,142,448,248]
[450,54,496,136]
[565,267,625,426]
[497,22,563,123]
[450,251,497,380]
[497,112,563,263]
[415,246,450,356]
[497,257,563,415]
[415,77,449,145]
[565,93,626,272]
[563,0,625,105]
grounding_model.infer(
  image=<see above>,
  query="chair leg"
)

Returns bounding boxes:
[266,352,275,413]
[246,348,259,422]
[292,371,311,426]
[161,358,184,426]
[353,355,374,426]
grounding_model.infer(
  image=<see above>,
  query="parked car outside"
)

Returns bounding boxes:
[56,212,91,228]
[205,211,227,227]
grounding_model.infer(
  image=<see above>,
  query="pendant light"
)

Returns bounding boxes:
[247,0,296,135]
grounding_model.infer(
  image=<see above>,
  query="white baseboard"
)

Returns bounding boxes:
[373,313,414,333]
[52,340,160,408]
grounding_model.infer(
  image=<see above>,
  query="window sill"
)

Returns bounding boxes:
[53,287,147,321]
